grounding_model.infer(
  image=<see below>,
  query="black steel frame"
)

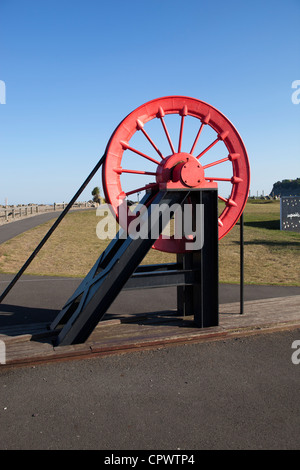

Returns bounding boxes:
[0,148,245,343]
[50,188,219,346]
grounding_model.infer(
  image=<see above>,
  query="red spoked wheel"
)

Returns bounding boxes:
[102,96,250,253]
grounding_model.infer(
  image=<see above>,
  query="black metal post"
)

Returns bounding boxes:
[240,212,244,315]
[177,252,194,317]
[195,189,219,327]
[177,190,219,327]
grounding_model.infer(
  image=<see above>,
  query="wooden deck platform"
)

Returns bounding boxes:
[1,295,299,369]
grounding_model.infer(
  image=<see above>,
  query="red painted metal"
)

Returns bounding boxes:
[156,152,213,190]
[102,96,250,253]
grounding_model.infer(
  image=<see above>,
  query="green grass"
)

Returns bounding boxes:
[0,201,299,286]
[218,200,299,285]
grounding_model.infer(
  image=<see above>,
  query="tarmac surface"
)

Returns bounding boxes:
[0,273,300,328]
[0,213,299,450]
[0,211,61,244]
[0,329,300,450]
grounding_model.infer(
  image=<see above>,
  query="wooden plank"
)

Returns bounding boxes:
[220,296,300,326]
[0,295,299,368]
[5,341,55,365]
[5,338,92,366]
[0,323,55,345]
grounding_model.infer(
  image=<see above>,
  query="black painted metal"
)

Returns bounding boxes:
[124,268,196,290]
[51,188,220,346]
[177,191,219,327]
[51,189,191,345]
[240,212,244,315]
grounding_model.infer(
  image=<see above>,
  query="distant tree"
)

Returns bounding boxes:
[92,186,101,204]
[270,178,300,197]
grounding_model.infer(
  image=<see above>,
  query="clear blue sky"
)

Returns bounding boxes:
[1,0,299,205]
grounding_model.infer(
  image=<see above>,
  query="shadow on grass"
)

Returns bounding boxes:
[244,219,280,230]
[233,239,299,248]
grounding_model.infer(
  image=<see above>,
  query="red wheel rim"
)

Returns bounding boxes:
[102,96,250,253]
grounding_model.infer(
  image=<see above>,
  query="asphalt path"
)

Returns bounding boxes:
[0,212,300,451]
[0,211,61,244]
[0,273,300,328]
[0,329,300,450]
[0,209,92,244]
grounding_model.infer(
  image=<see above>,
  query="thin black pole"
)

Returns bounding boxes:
[240,212,244,314]
[0,154,105,304]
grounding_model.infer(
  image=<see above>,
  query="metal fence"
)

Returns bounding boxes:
[0,202,91,224]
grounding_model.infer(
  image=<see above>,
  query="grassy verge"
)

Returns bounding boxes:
[0,201,299,285]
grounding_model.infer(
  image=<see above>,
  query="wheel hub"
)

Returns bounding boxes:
[156,152,213,190]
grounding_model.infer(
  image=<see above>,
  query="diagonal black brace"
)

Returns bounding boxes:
[0,154,105,304]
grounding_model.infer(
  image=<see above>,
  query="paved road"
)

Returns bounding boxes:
[1,209,300,451]
[0,208,93,244]
[0,329,300,450]
[0,212,61,244]
[0,273,300,328]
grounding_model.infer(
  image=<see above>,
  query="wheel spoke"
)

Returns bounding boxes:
[125,183,158,197]
[178,105,187,153]
[157,107,175,154]
[205,176,243,183]
[115,167,157,176]
[196,130,229,160]
[190,122,205,155]
[205,177,232,182]
[196,137,219,159]
[218,195,237,207]
[202,156,229,169]
[202,152,240,169]
[178,116,184,153]
[190,112,210,155]
[120,141,160,165]
[136,120,164,159]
